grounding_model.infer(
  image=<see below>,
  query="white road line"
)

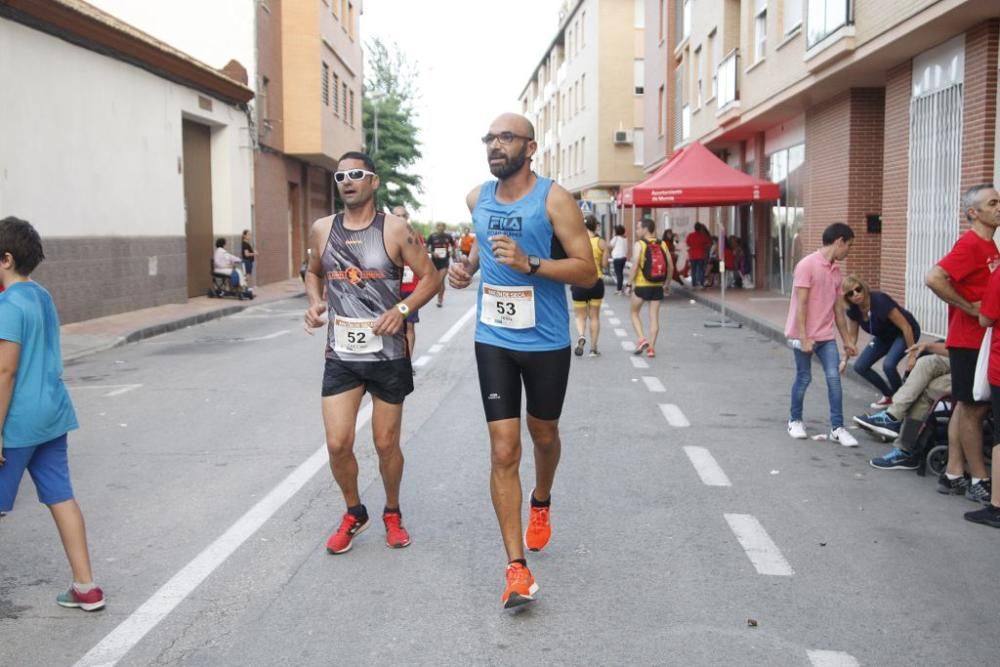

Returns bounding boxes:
[659,403,691,427]
[428,344,443,354]
[439,305,477,343]
[807,650,860,667]
[74,401,372,667]
[413,355,432,368]
[614,328,628,337]
[608,317,621,325]
[629,357,649,369]
[683,446,730,485]
[105,384,143,397]
[723,514,794,576]
[641,376,665,392]
[621,341,635,351]
[241,329,290,342]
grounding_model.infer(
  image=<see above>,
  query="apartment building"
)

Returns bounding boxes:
[0,0,253,322]
[645,0,999,336]
[519,0,648,230]
[83,0,365,286]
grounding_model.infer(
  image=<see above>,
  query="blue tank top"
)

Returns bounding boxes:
[472,176,569,351]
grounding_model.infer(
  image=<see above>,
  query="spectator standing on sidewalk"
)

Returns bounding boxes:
[241,229,256,280]
[609,225,629,294]
[0,216,105,612]
[925,184,1000,501]
[785,222,858,446]
[685,222,711,289]
[967,259,1000,527]
[841,275,921,407]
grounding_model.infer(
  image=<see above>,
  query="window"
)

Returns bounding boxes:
[321,62,330,105]
[712,29,722,97]
[658,85,665,137]
[682,0,691,41]
[347,2,355,38]
[634,59,644,95]
[349,89,355,126]
[580,137,586,174]
[332,73,340,115]
[580,73,585,109]
[567,28,573,62]
[258,76,269,135]
[783,0,802,34]
[707,30,716,98]
[807,0,850,48]
[633,0,643,29]
[581,11,586,44]
[332,0,338,18]
[342,82,348,118]
[694,46,702,107]
[754,0,767,61]
[658,0,665,42]
[632,129,644,166]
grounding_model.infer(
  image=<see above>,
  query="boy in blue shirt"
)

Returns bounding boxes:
[0,216,105,611]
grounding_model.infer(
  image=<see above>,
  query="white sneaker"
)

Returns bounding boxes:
[830,427,859,447]
[787,420,807,439]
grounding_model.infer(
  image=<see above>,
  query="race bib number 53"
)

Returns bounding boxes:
[333,315,383,354]
[480,283,535,329]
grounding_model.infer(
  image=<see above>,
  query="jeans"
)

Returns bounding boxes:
[613,257,626,291]
[852,331,918,397]
[690,259,706,287]
[790,339,843,429]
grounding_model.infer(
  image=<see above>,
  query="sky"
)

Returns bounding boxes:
[360,0,568,224]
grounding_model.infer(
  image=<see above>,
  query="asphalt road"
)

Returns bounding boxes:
[1,282,997,666]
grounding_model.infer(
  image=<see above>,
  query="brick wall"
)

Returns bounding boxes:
[960,20,999,211]
[804,88,885,287]
[880,63,912,304]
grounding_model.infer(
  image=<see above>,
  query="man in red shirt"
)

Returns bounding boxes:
[685,222,711,289]
[970,263,1000,527]
[926,184,1000,502]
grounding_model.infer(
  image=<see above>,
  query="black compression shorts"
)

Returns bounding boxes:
[474,342,571,422]
[322,357,413,404]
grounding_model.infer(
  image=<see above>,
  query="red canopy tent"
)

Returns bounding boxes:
[619,142,781,327]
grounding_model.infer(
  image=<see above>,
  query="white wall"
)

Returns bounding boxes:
[0,20,252,237]
[84,0,256,88]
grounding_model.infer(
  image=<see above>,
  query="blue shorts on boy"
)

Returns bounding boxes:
[0,434,74,511]
[0,282,79,509]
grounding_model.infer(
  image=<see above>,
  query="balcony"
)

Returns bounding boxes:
[715,49,741,125]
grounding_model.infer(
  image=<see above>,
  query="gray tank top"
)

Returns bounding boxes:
[322,212,405,361]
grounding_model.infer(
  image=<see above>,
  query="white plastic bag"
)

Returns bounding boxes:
[972,327,992,402]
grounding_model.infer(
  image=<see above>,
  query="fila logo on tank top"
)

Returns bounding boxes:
[321,212,405,361]
[472,176,570,352]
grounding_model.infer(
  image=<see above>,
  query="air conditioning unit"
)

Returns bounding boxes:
[613,129,633,145]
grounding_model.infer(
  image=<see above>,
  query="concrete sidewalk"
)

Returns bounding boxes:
[679,284,790,340]
[60,278,306,362]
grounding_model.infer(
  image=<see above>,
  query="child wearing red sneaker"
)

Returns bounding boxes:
[0,216,105,612]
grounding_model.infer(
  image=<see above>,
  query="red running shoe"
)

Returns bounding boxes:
[501,562,538,609]
[383,512,411,548]
[524,505,551,552]
[56,585,106,612]
[326,512,370,554]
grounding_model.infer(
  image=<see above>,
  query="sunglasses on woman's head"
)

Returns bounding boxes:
[334,169,376,183]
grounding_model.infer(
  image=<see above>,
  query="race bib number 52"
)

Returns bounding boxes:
[333,315,383,354]
[480,283,535,329]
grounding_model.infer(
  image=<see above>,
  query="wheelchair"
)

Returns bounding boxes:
[910,394,994,477]
[208,260,255,300]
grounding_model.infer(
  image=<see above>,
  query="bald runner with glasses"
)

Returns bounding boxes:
[449,113,594,609]
[304,151,440,555]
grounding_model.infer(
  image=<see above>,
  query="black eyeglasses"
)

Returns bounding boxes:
[481,132,534,145]
[334,169,376,183]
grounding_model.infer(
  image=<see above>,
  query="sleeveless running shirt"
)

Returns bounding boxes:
[472,176,570,352]
[321,212,405,361]
[589,235,603,280]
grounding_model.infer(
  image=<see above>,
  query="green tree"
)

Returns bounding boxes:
[362,37,422,212]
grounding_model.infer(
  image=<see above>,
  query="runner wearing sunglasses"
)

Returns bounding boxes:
[449,113,594,609]
[303,151,440,555]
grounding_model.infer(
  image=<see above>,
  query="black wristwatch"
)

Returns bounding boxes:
[527,255,541,274]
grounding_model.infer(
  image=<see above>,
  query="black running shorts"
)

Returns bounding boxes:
[570,279,605,305]
[432,257,450,271]
[949,347,986,404]
[322,357,413,404]
[633,285,664,301]
[474,342,571,422]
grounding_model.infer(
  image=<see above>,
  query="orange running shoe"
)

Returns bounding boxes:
[524,505,552,552]
[326,512,370,554]
[501,562,538,609]
[383,512,411,548]
[646,346,656,358]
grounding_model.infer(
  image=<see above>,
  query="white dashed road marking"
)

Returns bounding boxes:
[641,376,665,392]
[413,355,431,368]
[807,650,860,667]
[724,513,794,576]
[69,384,143,397]
[659,403,690,427]
[608,317,621,325]
[614,328,628,337]
[439,305,477,343]
[621,341,635,352]
[683,446,730,485]
[629,357,649,369]
[428,344,443,354]
[241,329,290,341]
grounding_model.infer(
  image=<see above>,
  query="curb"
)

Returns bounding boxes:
[63,290,306,363]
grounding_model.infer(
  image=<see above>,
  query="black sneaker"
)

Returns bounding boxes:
[937,473,970,495]
[869,447,918,470]
[574,336,586,356]
[964,504,1000,528]
[965,479,992,504]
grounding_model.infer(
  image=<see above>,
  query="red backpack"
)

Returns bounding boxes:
[641,240,668,282]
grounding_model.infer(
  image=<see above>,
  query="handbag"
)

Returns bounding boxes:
[972,327,992,402]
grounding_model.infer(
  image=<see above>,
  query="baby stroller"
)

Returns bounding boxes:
[911,394,994,476]
[208,259,255,300]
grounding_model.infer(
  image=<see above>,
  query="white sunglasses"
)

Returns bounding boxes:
[334,169,376,183]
